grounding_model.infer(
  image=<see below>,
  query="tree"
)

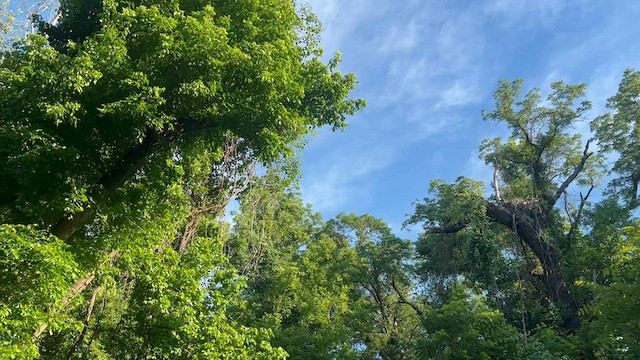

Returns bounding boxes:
[225,166,366,359]
[584,223,640,358]
[0,0,363,237]
[416,285,522,360]
[407,80,601,332]
[592,68,640,208]
[0,0,363,357]
[324,214,423,360]
[228,170,424,360]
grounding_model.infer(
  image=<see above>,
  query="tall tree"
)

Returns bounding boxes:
[592,68,640,208]
[0,0,363,357]
[0,0,363,237]
[324,214,423,360]
[407,80,601,331]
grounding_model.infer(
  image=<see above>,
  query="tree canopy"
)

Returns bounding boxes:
[0,0,362,357]
[1,1,640,359]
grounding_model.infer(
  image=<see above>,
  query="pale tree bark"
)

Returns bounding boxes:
[33,250,118,339]
[37,135,256,340]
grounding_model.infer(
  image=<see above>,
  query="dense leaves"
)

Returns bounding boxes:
[592,69,640,208]
[1,1,639,359]
[0,0,362,358]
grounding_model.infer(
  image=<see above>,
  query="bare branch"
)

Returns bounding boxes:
[427,220,468,234]
[390,276,423,318]
[493,157,503,202]
[567,181,594,243]
[548,140,593,210]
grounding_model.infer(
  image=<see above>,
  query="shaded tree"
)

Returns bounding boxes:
[0,0,362,357]
[407,80,602,332]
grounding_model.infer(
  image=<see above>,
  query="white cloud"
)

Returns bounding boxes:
[437,80,483,108]
[379,20,420,54]
[304,0,378,57]
[372,4,487,110]
[301,142,397,212]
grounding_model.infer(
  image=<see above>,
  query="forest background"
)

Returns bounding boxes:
[1,0,640,359]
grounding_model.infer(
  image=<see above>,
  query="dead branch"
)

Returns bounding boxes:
[567,181,594,243]
[34,250,118,339]
[548,140,592,211]
[427,221,468,234]
[493,157,503,202]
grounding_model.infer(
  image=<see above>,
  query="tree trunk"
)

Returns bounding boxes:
[49,119,219,242]
[485,201,581,331]
[50,130,160,241]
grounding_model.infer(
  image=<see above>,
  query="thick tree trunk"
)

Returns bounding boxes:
[485,201,581,331]
[50,130,160,241]
[49,119,218,242]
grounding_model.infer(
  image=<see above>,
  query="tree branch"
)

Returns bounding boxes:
[50,128,161,241]
[390,276,423,318]
[50,119,222,241]
[548,140,592,210]
[65,286,101,359]
[516,122,537,150]
[484,199,580,331]
[427,220,468,234]
[33,250,118,339]
[567,182,594,243]
[493,157,503,202]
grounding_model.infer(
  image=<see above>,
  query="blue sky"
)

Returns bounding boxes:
[4,1,639,235]
[299,0,640,237]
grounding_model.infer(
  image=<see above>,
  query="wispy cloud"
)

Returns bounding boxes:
[301,0,496,214]
[378,20,421,54]
[298,0,640,230]
[377,6,486,106]
[305,0,378,58]
[301,140,397,213]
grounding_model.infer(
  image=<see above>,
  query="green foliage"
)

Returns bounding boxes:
[0,0,14,37]
[405,177,511,290]
[582,224,640,358]
[327,213,423,359]
[266,234,368,359]
[592,68,640,208]
[228,169,425,359]
[0,225,80,358]
[227,168,370,359]
[100,235,286,359]
[417,286,521,360]
[480,79,599,200]
[406,177,487,229]
[0,0,363,358]
[4,3,640,357]
[0,0,363,226]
